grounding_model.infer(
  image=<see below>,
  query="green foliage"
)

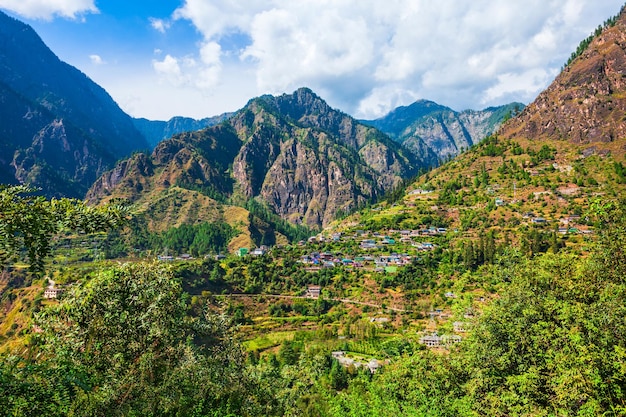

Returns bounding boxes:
[153,220,237,256]
[0,185,129,274]
[614,161,626,184]
[10,261,268,416]
[480,135,505,157]
[245,198,312,243]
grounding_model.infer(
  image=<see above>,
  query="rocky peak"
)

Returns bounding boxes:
[89,89,420,230]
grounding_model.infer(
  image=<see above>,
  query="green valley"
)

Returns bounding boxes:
[2,3,626,417]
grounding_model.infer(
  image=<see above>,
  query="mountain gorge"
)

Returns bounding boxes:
[0,11,148,197]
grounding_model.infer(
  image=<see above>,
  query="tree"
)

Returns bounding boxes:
[462,200,626,415]
[29,261,263,416]
[0,185,129,274]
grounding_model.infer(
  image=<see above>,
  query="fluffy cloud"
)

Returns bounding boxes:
[0,0,97,20]
[165,0,623,118]
[149,17,170,34]
[89,54,104,65]
[152,45,222,91]
[152,54,185,86]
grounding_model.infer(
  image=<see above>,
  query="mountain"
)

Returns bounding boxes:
[133,113,233,149]
[329,6,626,243]
[87,88,422,235]
[499,9,626,152]
[363,100,523,166]
[0,11,148,197]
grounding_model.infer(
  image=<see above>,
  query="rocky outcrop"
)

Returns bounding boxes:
[499,7,626,144]
[363,100,523,166]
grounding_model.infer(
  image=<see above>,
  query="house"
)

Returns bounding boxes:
[237,248,249,257]
[305,285,321,298]
[158,255,174,261]
[44,287,63,299]
[369,317,390,324]
[453,321,468,333]
[419,334,441,348]
[251,247,266,256]
[44,278,63,299]
[420,333,462,348]
[332,351,385,373]
[441,334,462,345]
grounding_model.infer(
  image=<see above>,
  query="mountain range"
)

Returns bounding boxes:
[132,114,233,149]
[363,100,524,166]
[0,8,517,239]
[87,88,420,231]
[327,6,626,242]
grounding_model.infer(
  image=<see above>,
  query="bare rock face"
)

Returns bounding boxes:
[363,100,522,167]
[0,11,148,197]
[500,9,626,144]
[88,88,420,230]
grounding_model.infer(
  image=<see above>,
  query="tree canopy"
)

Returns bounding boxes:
[0,185,129,274]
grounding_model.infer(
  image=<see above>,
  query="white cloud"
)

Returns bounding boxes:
[153,54,185,86]
[149,17,170,34]
[151,43,222,91]
[0,0,97,20]
[89,54,104,65]
[157,0,623,118]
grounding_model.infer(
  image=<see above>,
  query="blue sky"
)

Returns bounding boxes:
[0,0,623,120]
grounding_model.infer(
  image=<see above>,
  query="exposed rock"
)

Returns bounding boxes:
[499,8,626,144]
[0,11,148,197]
[88,88,421,230]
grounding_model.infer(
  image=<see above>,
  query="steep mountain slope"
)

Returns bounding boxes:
[0,11,148,197]
[330,6,626,245]
[363,100,523,166]
[88,88,421,234]
[500,7,626,151]
[133,113,233,149]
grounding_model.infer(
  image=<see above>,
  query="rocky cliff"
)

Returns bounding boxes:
[88,88,421,230]
[499,6,626,147]
[0,11,148,197]
[363,100,523,166]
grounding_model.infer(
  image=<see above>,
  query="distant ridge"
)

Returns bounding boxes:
[362,100,523,166]
[133,113,234,149]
